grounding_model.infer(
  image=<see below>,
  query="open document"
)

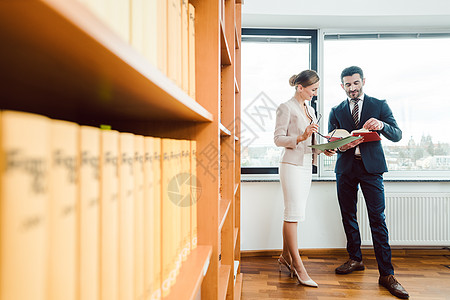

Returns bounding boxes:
[308,135,362,151]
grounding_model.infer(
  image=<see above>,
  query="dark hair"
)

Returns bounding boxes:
[289,70,320,88]
[340,66,364,83]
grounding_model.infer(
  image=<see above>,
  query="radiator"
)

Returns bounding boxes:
[357,192,450,246]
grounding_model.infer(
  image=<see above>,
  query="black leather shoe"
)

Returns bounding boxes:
[379,275,409,299]
[335,259,365,274]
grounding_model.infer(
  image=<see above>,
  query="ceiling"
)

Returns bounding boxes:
[242,0,450,31]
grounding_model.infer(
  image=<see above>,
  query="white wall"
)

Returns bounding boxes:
[240,0,450,251]
[241,180,450,251]
[243,0,450,16]
[242,0,450,30]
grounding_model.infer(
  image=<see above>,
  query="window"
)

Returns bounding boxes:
[320,33,450,179]
[241,29,317,174]
[241,30,450,180]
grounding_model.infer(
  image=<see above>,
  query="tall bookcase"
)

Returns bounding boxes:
[0,0,242,299]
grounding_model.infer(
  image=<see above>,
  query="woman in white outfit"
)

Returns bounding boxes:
[274,70,335,287]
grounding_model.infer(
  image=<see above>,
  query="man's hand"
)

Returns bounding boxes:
[338,138,364,152]
[363,118,383,131]
[323,149,336,156]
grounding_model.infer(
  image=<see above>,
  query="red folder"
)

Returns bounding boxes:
[326,129,381,143]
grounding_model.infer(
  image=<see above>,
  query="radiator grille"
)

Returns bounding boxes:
[357,193,450,246]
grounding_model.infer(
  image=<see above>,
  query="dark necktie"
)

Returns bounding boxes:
[351,98,360,127]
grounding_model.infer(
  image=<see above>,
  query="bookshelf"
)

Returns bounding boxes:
[0,0,242,299]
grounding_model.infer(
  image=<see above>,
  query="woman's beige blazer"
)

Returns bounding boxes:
[274,97,319,166]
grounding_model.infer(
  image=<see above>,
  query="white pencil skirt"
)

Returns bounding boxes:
[279,154,312,222]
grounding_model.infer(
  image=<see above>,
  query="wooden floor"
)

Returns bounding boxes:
[240,249,450,300]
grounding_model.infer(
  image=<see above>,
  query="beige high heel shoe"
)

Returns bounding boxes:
[291,267,318,288]
[277,255,291,273]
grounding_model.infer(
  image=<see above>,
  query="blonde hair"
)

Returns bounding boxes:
[289,70,320,88]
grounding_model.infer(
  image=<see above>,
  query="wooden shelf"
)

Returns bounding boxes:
[218,264,231,300]
[234,273,243,300]
[235,25,241,49]
[0,1,212,123]
[196,0,241,298]
[164,245,212,300]
[220,20,232,66]
[220,123,232,136]
[1,1,242,300]
[219,197,232,231]
[234,228,239,250]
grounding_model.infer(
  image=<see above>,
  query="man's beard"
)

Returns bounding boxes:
[348,90,361,99]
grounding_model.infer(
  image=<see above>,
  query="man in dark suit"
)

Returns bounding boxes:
[328,66,409,299]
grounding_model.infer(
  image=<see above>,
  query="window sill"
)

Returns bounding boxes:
[241,174,450,183]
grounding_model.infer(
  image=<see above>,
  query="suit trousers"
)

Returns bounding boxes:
[336,157,394,276]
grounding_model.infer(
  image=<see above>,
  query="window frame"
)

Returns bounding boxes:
[240,28,318,176]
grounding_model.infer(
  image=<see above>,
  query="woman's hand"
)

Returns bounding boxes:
[297,124,318,143]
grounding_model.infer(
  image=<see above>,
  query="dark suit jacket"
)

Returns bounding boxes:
[328,95,402,174]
